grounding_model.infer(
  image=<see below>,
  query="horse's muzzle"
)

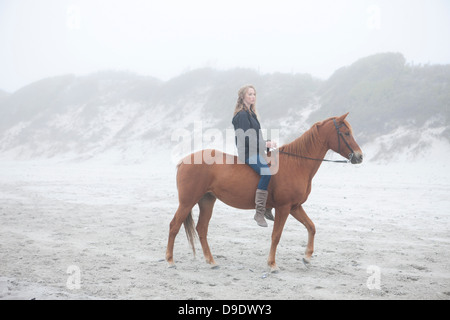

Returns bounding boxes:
[349,152,363,164]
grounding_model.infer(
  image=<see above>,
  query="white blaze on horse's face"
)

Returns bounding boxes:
[329,113,363,164]
[341,122,363,164]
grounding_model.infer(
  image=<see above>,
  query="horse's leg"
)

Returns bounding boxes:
[267,205,290,273]
[196,192,217,268]
[290,205,316,265]
[166,203,195,267]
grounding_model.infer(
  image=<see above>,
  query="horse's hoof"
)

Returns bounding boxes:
[211,264,220,270]
[167,262,176,269]
[269,264,279,274]
[302,257,311,267]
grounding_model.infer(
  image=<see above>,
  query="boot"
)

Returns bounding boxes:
[264,208,274,221]
[254,189,269,227]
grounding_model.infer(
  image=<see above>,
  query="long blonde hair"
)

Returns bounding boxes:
[233,85,258,117]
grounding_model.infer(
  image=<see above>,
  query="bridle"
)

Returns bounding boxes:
[333,118,355,161]
[278,118,355,164]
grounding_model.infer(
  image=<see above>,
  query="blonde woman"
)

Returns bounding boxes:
[232,85,276,227]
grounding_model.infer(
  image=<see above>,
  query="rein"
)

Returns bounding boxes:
[278,149,349,163]
[276,118,355,164]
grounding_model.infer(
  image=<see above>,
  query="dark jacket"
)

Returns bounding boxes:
[232,109,266,161]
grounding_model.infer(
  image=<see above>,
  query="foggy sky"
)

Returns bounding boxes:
[1,0,449,92]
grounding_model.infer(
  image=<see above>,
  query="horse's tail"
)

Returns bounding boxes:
[184,210,197,257]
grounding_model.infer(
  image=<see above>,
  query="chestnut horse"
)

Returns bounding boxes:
[166,113,363,272]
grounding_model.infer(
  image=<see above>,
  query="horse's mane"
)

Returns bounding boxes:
[280,121,325,157]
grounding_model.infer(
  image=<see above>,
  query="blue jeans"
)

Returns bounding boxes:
[246,155,271,190]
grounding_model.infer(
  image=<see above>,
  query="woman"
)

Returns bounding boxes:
[232,85,276,227]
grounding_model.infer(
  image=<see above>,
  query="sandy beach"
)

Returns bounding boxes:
[1,151,449,300]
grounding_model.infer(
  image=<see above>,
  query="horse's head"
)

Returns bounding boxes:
[322,113,363,164]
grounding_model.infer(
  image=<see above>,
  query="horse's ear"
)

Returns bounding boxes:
[336,112,349,123]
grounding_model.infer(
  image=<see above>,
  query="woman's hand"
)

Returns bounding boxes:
[266,140,277,149]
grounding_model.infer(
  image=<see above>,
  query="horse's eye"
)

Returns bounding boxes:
[345,132,351,136]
